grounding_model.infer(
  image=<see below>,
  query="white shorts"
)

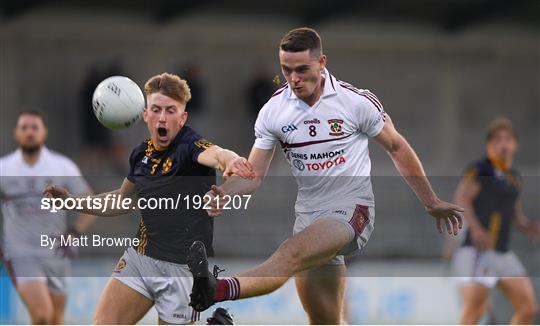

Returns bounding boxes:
[4,256,69,294]
[112,247,200,324]
[452,246,527,288]
[294,204,375,265]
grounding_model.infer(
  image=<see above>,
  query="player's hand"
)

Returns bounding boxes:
[204,185,226,217]
[223,157,254,180]
[470,226,492,250]
[425,199,464,236]
[43,185,71,200]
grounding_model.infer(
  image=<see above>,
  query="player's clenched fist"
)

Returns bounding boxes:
[43,185,71,200]
[224,157,254,180]
[203,185,226,217]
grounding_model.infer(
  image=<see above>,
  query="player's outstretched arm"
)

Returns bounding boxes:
[204,146,275,217]
[374,114,463,235]
[513,200,540,242]
[42,178,137,217]
[197,145,254,179]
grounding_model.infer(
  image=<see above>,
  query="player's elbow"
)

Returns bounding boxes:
[386,134,407,157]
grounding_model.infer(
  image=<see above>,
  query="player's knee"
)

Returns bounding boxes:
[516,301,539,322]
[531,302,540,319]
[51,312,64,325]
[308,309,341,325]
[93,315,109,325]
[30,308,54,325]
[461,305,485,324]
[94,311,116,325]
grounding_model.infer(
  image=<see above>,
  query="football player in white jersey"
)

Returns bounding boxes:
[0,111,95,324]
[187,27,464,324]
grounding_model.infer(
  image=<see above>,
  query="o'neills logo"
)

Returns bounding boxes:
[328,119,344,136]
[303,118,321,124]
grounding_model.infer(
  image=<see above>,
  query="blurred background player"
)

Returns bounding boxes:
[0,111,95,324]
[44,73,252,324]
[188,27,463,324]
[453,117,539,324]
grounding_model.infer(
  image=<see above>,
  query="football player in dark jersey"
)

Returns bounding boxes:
[44,73,253,324]
[453,117,539,324]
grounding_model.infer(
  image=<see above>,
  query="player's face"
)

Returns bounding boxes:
[144,92,188,149]
[14,115,47,154]
[279,49,326,103]
[487,129,518,162]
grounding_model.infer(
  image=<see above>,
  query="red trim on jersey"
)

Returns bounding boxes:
[191,309,200,322]
[272,84,288,97]
[329,74,336,91]
[362,91,383,112]
[339,83,382,112]
[280,134,352,149]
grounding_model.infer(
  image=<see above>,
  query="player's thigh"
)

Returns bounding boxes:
[49,291,67,324]
[460,283,490,312]
[16,280,54,321]
[94,278,154,324]
[295,264,346,324]
[280,218,352,268]
[497,277,537,311]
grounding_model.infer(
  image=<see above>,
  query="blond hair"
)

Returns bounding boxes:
[144,73,191,104]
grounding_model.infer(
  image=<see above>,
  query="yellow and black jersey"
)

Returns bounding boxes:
[127,126,216,264]
[462,157,520,252]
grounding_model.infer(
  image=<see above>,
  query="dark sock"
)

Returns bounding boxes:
[214,277,240,302]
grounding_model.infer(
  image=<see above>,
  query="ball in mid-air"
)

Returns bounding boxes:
[92,76,145,130]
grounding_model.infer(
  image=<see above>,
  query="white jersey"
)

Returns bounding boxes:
[254,69,385,212]
[0,147,89,258]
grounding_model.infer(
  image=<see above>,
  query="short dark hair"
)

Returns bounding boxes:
[279,27,322,57]
[486,117,517,142]
[16,110,47,127]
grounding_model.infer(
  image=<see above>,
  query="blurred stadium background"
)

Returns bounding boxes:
[0,0,538,324]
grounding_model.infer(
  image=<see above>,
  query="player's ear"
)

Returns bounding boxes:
[180,111,188,126]
[319,54,326,71]
[143,108,148,122]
